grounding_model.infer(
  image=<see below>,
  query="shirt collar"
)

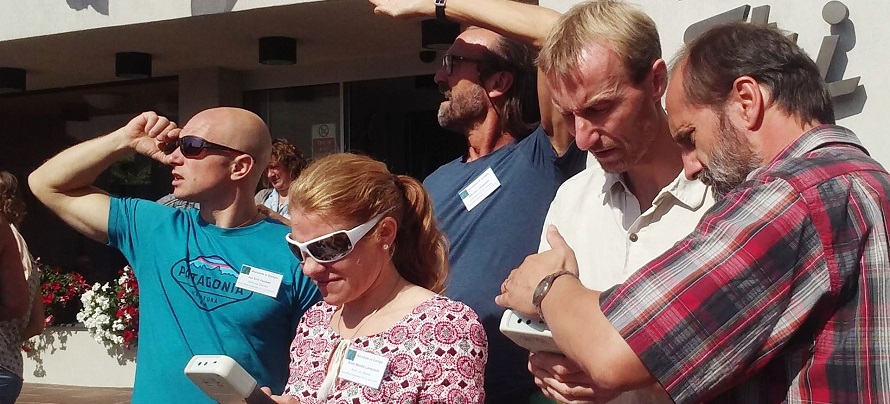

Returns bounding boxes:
[602,171,625,196]
[748,124,867,179]
[602,170,710,210]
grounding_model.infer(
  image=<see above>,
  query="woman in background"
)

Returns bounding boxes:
[0,171,44,404]
[264,153,487,403]
[255,138,308,225]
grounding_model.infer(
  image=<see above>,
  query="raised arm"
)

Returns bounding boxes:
[0,218,28,320]
[370,0,559,48]
[369,0,573,155]
[29,112,178,243]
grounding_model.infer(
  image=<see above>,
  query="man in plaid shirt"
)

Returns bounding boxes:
[497,22,890,403]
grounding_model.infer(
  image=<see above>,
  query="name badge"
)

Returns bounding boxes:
[235,265,283,298]
[338,348,389,390]
[459,167,501,211]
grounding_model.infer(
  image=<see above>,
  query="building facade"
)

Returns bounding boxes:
[1,0,885,294]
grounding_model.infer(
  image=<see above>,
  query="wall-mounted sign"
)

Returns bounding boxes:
[311,123,339,160]
[683,1,860,98]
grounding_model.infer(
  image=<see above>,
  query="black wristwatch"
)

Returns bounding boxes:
[434,0,447,21]
[532,270,575,322]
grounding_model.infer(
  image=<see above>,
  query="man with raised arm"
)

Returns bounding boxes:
[370,1,589,401]
[29,108,320,403]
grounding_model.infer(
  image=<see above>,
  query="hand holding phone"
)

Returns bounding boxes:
[499,309,561,353]
[184,355,277,404]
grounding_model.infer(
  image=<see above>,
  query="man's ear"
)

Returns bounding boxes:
[729,75,765,131]
[485,71,514,99]
[230,154,254,180]
[650,59,668,100]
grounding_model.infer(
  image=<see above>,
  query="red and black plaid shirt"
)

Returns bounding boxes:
[601,125,890,403]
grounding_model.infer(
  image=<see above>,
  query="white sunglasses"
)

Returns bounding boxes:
[284,212,387,263]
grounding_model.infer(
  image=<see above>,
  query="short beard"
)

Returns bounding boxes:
[699,113,762,199]
[438,84,488,133]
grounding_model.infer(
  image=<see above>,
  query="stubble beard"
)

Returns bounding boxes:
[437,84,488,133]
[698,114,762,199]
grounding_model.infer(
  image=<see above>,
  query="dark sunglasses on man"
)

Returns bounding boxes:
[163,136,250,158]
[442,54,484,76]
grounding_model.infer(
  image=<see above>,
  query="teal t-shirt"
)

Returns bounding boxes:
[108,197,320,403]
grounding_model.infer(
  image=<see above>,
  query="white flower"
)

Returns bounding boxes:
[76,266,139,349]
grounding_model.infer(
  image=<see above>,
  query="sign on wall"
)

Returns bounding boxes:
[311,123,339,160]
[683,1,860,99]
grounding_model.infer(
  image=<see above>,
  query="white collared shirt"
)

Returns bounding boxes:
[540,164,716,291]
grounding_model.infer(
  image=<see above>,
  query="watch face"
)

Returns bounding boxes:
[533,276,549,304]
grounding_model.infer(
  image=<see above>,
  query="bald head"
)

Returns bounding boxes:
[181,107,272,185]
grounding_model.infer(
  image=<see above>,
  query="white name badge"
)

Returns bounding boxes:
[459,167,501,211]
[338,348,389,390]
[235,265,283,298]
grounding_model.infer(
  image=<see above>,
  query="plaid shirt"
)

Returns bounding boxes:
[600,125,890,403]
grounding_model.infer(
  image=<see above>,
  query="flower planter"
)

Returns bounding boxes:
[23,325,136,387]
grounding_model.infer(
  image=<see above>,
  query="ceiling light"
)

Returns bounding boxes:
[259,37,297,65]
[422,19,460,50]
[116,52,152,79]
[0,67,26,93]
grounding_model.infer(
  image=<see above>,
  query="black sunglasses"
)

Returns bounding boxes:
[443,54,484,75]
[164,136,249,158]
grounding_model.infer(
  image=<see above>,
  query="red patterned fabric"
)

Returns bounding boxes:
[601,125,890,403]
[283,295,488,403]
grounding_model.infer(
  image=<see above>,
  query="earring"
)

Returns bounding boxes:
[383,244,389,250]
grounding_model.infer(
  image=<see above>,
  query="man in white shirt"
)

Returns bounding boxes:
[531,1,715,402]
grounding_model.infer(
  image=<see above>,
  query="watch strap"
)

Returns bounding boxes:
[434,0,447,21]
[533,270,575,322]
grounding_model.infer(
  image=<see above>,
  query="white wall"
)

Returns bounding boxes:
[541,0,889,165]
[0,0,318,41]
[24,327,136,387]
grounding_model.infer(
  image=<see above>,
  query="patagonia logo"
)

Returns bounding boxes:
[171,255,251,311]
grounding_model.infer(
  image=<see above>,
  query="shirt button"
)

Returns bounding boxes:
[629,233,638,242]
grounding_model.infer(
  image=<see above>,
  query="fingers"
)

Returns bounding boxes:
[536,374,599,404]
[545,225,581,275]
[367,0,393,16]
[148,117,176,139]
[545,225,570,252]
[136,111,177,139]
[368,0,386,11]
[543,384,597,404]
[530,352,591,385]
[494,292,506,308]
[495,276,511,308]
[530,352,602,403]
[260,386,272,396]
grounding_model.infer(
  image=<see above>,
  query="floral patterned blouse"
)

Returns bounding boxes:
[283,295,488,403]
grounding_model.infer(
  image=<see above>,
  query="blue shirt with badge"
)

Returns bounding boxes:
[107,197,320,404]
[424,125,563,401]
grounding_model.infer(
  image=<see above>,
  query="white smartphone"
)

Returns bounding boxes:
[184,354,275,404]
[498,309,561,353]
